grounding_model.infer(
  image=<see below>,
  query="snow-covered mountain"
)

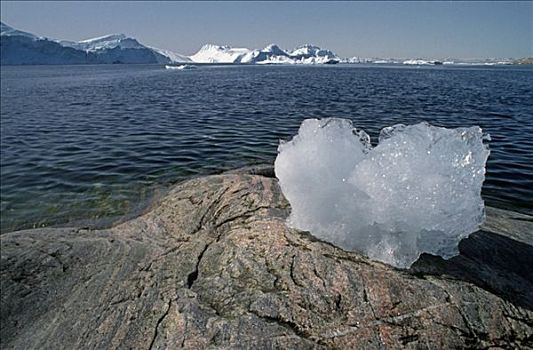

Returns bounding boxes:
[289,44,336,60]
[0,22,188,65]
[189,44,252,63]
[62,34,148,51]
[2,23,340,65]
[189,43,340,64]
[4,21,515,66]
[149,47,190,64]
[1,22,91,64]
[1,21,39,39]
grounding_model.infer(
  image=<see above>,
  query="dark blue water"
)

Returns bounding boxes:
[1,64,532,232]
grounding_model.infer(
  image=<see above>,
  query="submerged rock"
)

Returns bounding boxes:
[1,167,532,349]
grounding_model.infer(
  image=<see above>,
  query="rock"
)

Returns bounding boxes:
[1,167,532,349]
[411,208,533,310]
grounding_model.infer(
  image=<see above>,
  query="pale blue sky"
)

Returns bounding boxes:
[1,1,531,58]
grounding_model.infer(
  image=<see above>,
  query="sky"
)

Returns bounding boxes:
[1,1,531,59]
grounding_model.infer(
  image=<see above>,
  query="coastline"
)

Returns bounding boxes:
[1,166,531,348]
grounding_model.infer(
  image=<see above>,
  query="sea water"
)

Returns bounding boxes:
[1,64,532,232]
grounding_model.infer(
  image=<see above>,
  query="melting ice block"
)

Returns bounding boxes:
[275,118,490,268]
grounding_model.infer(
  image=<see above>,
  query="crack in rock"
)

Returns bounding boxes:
[148,299,172,350]
[187,243,211,289]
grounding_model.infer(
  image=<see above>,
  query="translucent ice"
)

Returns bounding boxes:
[275,118,490,268]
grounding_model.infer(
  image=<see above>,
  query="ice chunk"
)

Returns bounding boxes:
[275,118,490,268]
[165,64,197,70]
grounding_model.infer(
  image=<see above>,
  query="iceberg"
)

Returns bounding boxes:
[403,59,444,66]
[275,118,490,268]
[240,44,291,64]
[2,22,341,66]
[150,47,191,63]
[0,21,187,65]
[188,43,340,64]
[289,44,336,59]
[165,64,196,70]
[0,21,40,39]
[59,33,185,64]
[403,59,432,65]
[189,44,253,63]
[287,44,340,64]
[1,22,90,65]
[61,34,146,51]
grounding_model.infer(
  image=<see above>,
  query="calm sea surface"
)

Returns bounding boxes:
[1,64,532,232]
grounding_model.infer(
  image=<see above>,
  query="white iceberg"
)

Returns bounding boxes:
[403,59,432,65]
[189,44,252,63]
[372,60,391,64]
[275,118,490,268]
[165,64,196,70]
[2,22,342,66]
[188,43,340,65]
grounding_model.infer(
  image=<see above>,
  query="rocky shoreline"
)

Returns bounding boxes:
[1,166,532,349]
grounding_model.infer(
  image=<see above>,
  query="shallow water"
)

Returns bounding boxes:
[1,64,532,232]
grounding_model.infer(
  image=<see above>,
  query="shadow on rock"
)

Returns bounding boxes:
[411,230,533,310]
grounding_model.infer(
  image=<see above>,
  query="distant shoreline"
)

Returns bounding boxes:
[2,62,532,67]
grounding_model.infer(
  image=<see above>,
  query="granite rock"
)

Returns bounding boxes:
[1,166,532,349]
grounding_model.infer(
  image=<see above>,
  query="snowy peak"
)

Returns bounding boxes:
[189,43,339,64]
[0,21,39,40]
[61,34,145,51]
[150,47,191,63]
[1,22,190,64]
[290,44,337,59]
[290,44,320,55]
[2,22,339,66]
[198,44,229,51]
[190,44,252,63]
[2,22,520,67]
[63,33,189,62]
[79,33,127,43]
[263,44,288,56]
[2,22,340,66]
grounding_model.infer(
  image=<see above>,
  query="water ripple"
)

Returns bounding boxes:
[1,64,532,232]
